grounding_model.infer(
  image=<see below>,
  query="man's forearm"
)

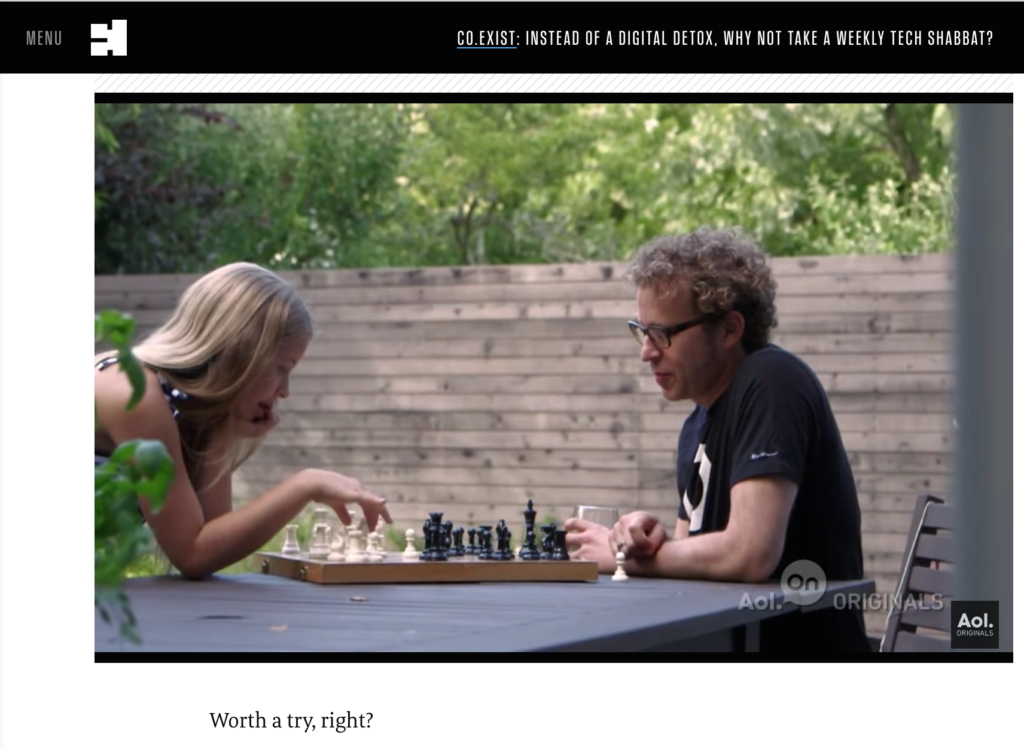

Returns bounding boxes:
[626,531,768,583]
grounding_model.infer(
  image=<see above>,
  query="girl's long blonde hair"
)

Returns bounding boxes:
[98,262,313,490]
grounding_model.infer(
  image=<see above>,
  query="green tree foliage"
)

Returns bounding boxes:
[95,103,954,274]
[95,103,406,273]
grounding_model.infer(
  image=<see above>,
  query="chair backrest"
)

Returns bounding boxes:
[880,494,955,652]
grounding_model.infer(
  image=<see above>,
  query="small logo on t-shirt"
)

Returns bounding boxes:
[683,443,712,533]
[751,451,778,460]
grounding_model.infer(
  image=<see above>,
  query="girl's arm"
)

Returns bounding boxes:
[97,368,389,579]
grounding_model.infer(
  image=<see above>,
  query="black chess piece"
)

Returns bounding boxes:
[423,512,449,561]
[520,499,541,560]
[419,517,433,561]
[551,529,571,561]
[494,520,514,560]
[451,526,465,557]
[477,525,494,560]
[443,520,453,552]
[539,523,556,560]
[466,528,478,555]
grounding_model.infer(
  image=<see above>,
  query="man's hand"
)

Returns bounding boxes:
[564,518,616,574]
[610,511,667,559]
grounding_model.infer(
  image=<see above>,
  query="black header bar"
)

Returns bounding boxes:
[6,2,1015,74]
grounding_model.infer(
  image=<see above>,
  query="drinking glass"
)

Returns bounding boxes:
[568,505,620,553]
[571,505,620,528]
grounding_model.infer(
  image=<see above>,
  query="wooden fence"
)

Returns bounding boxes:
[95,252,954,637]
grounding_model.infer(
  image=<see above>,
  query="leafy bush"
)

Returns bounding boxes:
[95,310,174,643]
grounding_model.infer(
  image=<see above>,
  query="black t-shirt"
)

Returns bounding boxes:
[675,345,871,652]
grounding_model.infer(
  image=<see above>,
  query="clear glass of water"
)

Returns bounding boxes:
[568,505,620,554]
[571,505,620,528]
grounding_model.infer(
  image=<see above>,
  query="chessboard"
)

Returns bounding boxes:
[256,499,600,584]
[254,551,599,584]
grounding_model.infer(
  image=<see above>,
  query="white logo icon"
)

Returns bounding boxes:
[780,559,827,606]
[957,612,993,629]
[751,451,778,460]
[91,20,127,56]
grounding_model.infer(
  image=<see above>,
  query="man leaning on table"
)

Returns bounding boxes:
[565,228,872,653]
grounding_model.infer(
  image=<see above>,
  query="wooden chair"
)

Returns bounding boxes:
[879,494,955,652]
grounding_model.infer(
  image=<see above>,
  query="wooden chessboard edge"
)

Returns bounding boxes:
[252,551,599,584]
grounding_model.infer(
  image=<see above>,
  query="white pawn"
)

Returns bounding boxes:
[374,520,389,558]
[281,524,301,555]
[612,552,629,581]
[402,529,419,560]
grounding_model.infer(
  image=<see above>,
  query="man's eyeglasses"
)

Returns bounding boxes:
[627,313,720,349]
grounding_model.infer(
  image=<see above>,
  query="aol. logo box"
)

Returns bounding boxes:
[951,601,999,649]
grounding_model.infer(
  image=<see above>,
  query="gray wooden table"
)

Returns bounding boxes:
[95,573,874,652]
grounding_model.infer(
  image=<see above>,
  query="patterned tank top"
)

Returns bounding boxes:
[94,356,190,463]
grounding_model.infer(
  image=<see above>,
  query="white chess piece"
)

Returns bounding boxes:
[345,527,367,563]
[281,524,301,555]
[327,526,348,562]
[402,529,419,560]
[374,519,389,558]
[308,523,330,559]
[612,551,629,581]
[364,531,383,563]
[312,506,328,529]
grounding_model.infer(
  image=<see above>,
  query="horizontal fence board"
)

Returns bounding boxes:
[296,334,955,360]
[280,393,642,413]
[641,412,953,433]
[94,254,951,293]
[862,513,915,534]
[288,374,641,396]
[275,411,638,433]
[303,340,640,360]
[232,480,636,509]
[95,271,952,311]
[635,469,949,494]
[772,332,951,355]
[636,372,954,396]
[123,311,953,343]
[639,449,952,476]
[262,428,638,451]
[636,392,952,415]
[290,349,951,375]
[275,392,952,417]
[639,430,952,453]
[264,446,641,471]
[633,491,946,514]
[125,293,953,327]
[238,463,639,490]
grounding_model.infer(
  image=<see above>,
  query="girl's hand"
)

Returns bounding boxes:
[298,468,393,530]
